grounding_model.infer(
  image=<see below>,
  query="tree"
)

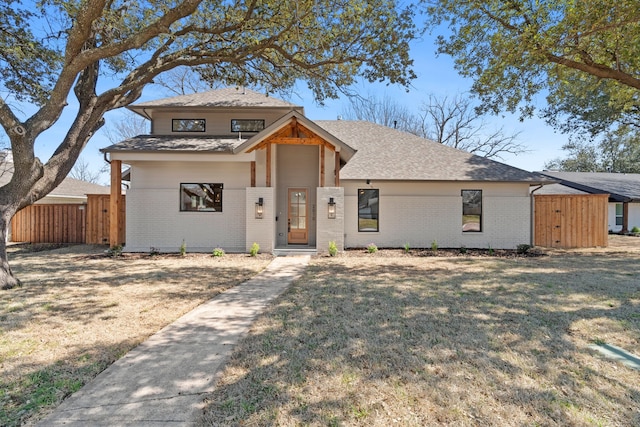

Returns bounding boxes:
[342,93,526,159]
[0,0,416,289]
[422,0,640,131]
[544,126,640,173]
[69,156,105,184]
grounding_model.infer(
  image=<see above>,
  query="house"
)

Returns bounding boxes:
[100,88,552,253]
[538,171,640,233]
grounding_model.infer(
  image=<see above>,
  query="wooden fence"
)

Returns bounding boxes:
[85,194,126,245]
[11,204,87,243]
[11,194,125,245]
[534,194,608,248]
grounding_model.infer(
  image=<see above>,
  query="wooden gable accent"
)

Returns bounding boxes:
[248,117,339,187]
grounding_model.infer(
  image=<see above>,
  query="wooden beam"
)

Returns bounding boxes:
[250,161,256,187]
[266,143,272,187]
[269,136,324,146]
[623,202,629,234]
[109,160,122,248]
[320,146,325,187]
[334,151,340,187]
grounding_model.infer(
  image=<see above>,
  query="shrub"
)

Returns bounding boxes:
[108,245,123,258]
[488,244,494,255]
[179,240,186,256]
[431,239,438,252]
[212,247,225,257]
[403,243,410,253]
[516,244,531,254]
[249,242,260,257]
[631,226,640,233]
[149,247,160,256]
[459,246,467,254]
[367,243,378,253]
[328,241,338,257]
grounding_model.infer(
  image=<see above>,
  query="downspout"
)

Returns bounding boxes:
[530,184,545,247]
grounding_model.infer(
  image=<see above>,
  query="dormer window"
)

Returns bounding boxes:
[231,119,265,133]
[172,119,205,132]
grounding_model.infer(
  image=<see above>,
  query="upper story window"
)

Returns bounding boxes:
[231,119,265,133]
[462,189,482,232]
[180,183,223,212]
[172,119,206,132]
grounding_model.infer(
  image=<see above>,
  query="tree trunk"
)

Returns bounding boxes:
[0,215,20,290]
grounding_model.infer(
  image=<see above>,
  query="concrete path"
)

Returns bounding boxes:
[38,255,310,426]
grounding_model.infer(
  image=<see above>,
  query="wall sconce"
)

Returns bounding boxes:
[255,197,264,219]
[328,197,336,219]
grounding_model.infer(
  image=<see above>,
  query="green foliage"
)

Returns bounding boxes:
[488,244,494,256]
[459,246,467,254]
[367,243,378,253]
[403,243,410,253]
[180,240,186,257]
[631,226,640,233]
[328,241,338,257]
[423,0,640,133]
[108,245,123,258]
[212,247,225,257]
[249,243,260,257]
[517,244,532,254]
[150,247,160,256]
[431,239,438,252]
[545,127,640,173]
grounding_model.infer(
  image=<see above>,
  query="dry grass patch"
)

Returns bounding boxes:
[200,236,640,426]
[0,245,271,426]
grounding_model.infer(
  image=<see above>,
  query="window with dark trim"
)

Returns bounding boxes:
[358,189,379,232]
[462,190,482,232]
[180,183,223,212]
[231,119,265,132]
[172,119,206,132]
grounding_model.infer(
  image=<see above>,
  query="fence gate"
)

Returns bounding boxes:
[534,194,608,248]
[85,194,126,245]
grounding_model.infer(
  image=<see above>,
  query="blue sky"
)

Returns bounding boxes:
[23,24,570,185]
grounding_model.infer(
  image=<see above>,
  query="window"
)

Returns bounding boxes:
[172,119,205,132]
[180,183,223,212]
[231,119,265,132]
[462,190,482,232]
[616,203,623,226]
[358,189,379,232]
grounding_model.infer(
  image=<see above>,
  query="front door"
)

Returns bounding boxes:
[288,188,308,244]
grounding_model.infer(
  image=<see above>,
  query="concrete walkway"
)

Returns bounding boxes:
[38,255,310,426]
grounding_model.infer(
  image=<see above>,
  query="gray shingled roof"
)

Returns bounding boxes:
[538,171,640,201]
[101,135,246,153]
[316,120,551,183]
[0,162,109,197]
[129,87,302,110]
[534,183,589,195]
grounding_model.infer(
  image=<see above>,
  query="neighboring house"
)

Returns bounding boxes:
[100,88,552,253]
[1,151,111,243]
[538,171,640,233]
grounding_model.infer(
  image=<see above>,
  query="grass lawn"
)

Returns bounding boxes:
[199,236,640,426]
[0,245,272,426]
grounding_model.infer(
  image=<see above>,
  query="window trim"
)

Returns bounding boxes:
[172,118,206,132]
[462,189,482,233]
[358,188,379,232]
[180,183,223,212]
[615,203,623,226]
[231,119,265,133]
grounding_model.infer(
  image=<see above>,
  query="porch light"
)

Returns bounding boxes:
[328,197,336,219]
[255,197,264,219]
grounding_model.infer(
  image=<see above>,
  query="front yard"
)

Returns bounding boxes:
[199,237,640,426]
[0,245,272,426]
[1,237,639,426]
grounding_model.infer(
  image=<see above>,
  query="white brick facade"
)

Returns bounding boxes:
[316,187,344,253]
[245,187,275,253]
